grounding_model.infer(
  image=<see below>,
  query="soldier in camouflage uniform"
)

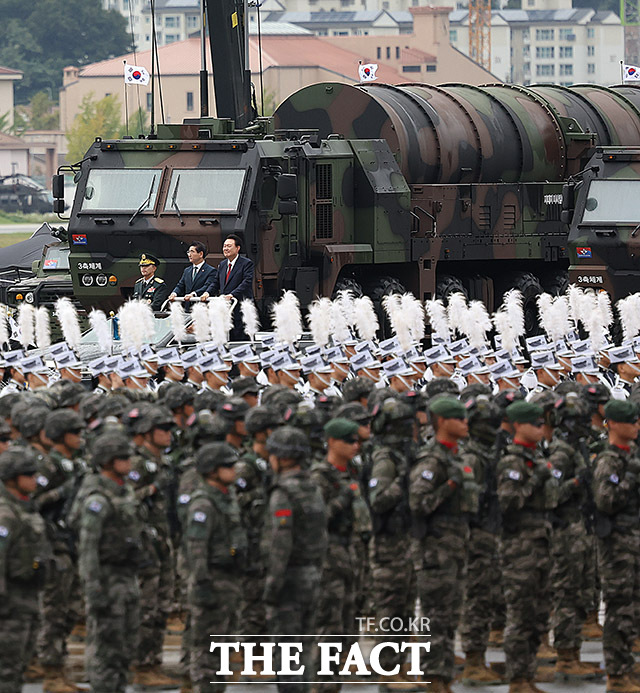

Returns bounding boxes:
[0,448,51,693]
[183,442,247,693]
[547,393,600,679]
[263,426,327,693]
[126,405,179,688]
[235,406,280,639]
[73,433,142,693]
[311,418,361,693]
[592,400,640,693]
[496,401,555,693]
[458,395,503,686]
[35,409,86,693]
[409,396,474,693]
[367,397,417,690]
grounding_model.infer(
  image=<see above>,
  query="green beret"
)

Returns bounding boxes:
[324,417,360,441]
[604,399,639,424]
[428,396,467,419]
[506,401,544,424]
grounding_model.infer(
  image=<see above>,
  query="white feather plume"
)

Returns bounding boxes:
[118,300,155,351]
[493,309,517,353]
[463,300,492,349]
[504,289,525,338]
[401,293,425,343]
[585,307,608,351]
[191,302,211,343]
[330,298,353,345]
[353,296,379,341]
[271,290,302,346]
[208,297,233,347]
[240,299,260,341]
[170,302,188,343]
[89,309,111,354]
[567,285,584,328]
[382,293,412,350]
[55,297,81,349]
[596,291,613,334]
[335,290,357,328]
[537,293,554,340]
[425,299,451,343]
[0,305,9,346]
[447,292,468,337]
[18,304,35,349]
[617,293,640,342]
[307,297,333,347]
[35,306,51,350]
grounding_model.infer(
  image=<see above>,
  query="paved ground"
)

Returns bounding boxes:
[21,634,609,692]
[0,223,67,234]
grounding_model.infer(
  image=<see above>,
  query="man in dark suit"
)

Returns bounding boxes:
[132,253,170,310]
[169,241,217,305]
[202,234,254,340]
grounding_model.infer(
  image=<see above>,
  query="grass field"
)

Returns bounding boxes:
[0,211,58,225]
[0,233,32,247]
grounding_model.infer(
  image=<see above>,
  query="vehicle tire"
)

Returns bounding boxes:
[370,275,407,339]
[435,275,467,303]
[332,277,364,300]
[501,271,543,336]
[543,270,569,297]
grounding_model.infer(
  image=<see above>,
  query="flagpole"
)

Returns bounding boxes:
[123,60,130,136]
[621,60,625,84]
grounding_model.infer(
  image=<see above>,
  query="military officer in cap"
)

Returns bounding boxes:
[133,254,170,311]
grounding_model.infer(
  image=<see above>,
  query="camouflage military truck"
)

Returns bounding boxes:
[565,145,640,300]
[51,0,640,325]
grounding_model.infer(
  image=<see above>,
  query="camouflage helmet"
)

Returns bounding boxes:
[78,393,103,422]
[283,401,324,444]
[583,382,611,408]
[32,390,59,410]
[217,397,250,422]
[334,402,371,425]
[126,405,174,435]
[266,426,310,461]
[50,380,86,408]
[341,376,375,403]
[463,394,502,445]
[15,405,49,440]
[245,405,281,436]
[187,410,231,448]
[0,393,21,420]
[493,389,525,415]
[0,419,12,440]
[314,395,342,423]
[97,394,131,420]
[553,392,591,437]
[162,383,195,411]
[371,397,415,436]
[401,390,429,413]
[0,447,38,480]
[460,383,492,400]
[528,389,558,413]
[194,389,227,413]
[91,433,133,468]
[260,385,303,415]
[44,409,84,442]
[367,387,399,413]
[553,381,584,397]
[195,442,239,475]
[426,377,460,399]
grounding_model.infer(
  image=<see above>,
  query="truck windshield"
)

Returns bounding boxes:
[80,169,162,212]
[163,169,246,214]
[42,245,70,271]
[582,180,640,223]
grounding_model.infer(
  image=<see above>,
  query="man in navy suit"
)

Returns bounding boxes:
[202,234,254,339]
[168,241,217,305]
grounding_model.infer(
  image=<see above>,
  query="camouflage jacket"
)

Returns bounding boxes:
[497,442,556,538]
[547,436,588,524]
[234,449,270,547]
[263,469,327,604]
[409,438,477,537]
[592,442,640,528]
[75,473,142,592]
[33,447,85,552]
[128,444,172,538]
[0,483,50,614]
[183,483,247,598]
[310,458,354,544]
[368,440,411,536]
[588,426,608,459]
[460,438,501,533]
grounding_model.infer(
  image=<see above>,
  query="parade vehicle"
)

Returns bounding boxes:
[51,0,640,332]
[0,174,54,214]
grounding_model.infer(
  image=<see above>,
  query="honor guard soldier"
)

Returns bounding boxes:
[133,254,170,311]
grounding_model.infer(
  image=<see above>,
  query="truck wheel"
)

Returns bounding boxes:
[502,271,543,336]
[370,276,406,339]
[543,271,569,297]
[436,275,467,303]
[332,277,364,300]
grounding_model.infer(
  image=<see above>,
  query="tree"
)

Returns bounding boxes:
[66,93,123,162]
[0,0,131,104]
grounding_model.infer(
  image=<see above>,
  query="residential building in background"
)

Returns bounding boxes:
[0,66,22,128]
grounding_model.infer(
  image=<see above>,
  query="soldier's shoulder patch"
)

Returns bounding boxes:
[88,500,103,514]
[421,469,434,481]
[368,478,378,488]
[609,473,619,484]
[552,469,562,479]
[145,460,157,474]
[37,474,49,488]
[61,458,74,473]
[154,277,164,283]
[178,493,191,505]
[236,477,247,489]
[508,470,521,481]
[135,277,143,283]
[193,511,207,523]
[0,525,8,538]
[128,470,141,482]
